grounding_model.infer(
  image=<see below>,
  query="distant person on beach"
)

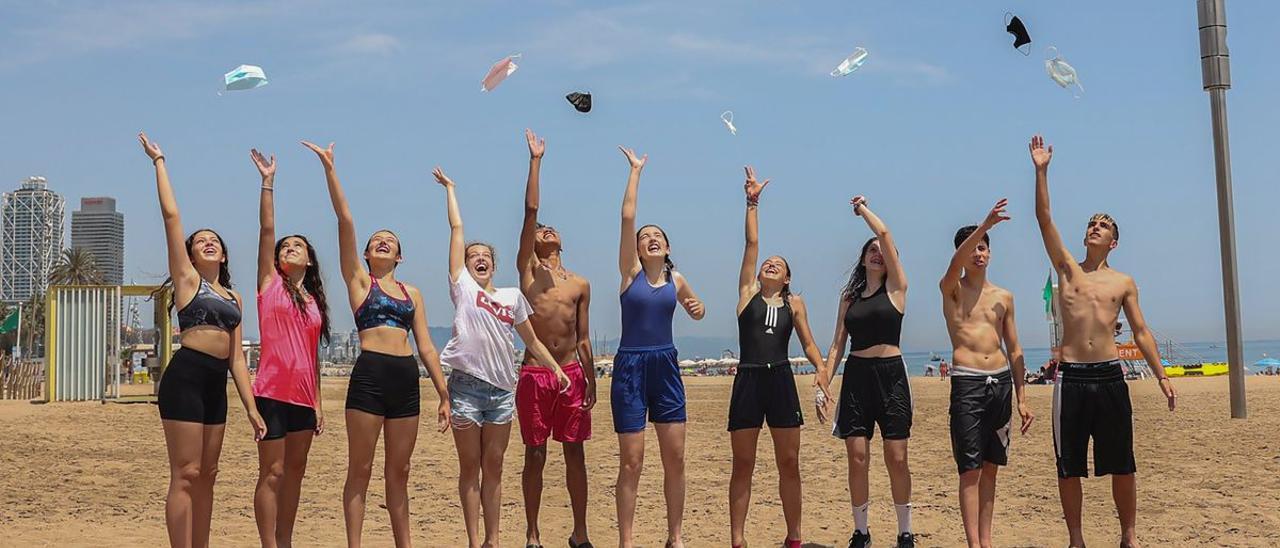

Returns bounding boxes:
[1030,134,1176,548]
[613,146,705,548]
[513,130,597,548]
[141,132,266,548]
[250,148,334,548]
[939,199,1034,548]
[940,361,950,379]
[307,140,450,548]
[433,166,568,548]
[727,166,831,548]
[821,195,916,548]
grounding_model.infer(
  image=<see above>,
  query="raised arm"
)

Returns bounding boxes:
[303,141,368,293]
[1001,293,1034,434]
[673,272,705,321]
[575,281,597,410]
[408,285,451,432]
[940,199,1010,298]
[1122,278,1177,411]
[517,129,546,276]
[433,167,465,281]
[738,166,771,301]
[139,132,198,293]
[617,146,647,280]
[851,196,907,294]
[1030,135,1077,274]
[253,149,278,290]
[790,296,834,422]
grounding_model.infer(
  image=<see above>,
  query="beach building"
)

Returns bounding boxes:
[1,176,65,302]
[70,197,125,285]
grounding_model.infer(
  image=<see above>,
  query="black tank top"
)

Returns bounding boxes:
[844,285,902,351]
[737,292,793,366]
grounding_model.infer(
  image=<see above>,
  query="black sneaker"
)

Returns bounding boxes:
[848,529,871,548]
[895,532,916,548]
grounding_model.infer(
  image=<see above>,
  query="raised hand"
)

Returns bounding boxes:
[618,146,647,171]
[250,148,276,182]
[744,165,771,202]
[1029,134,1053,171]
[138,132,164,162]
[432,166,455,188]
[300,140,335,170]
[526,128,545,159]
[983,198,1011,228]
[850,195,868,216]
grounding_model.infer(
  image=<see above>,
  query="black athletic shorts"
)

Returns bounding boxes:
[949,366,1013,474]
[727,362,804,431]
[255,396,317,440]
[345,350,421,418]
[832,355,912,440]
[1052,360,1135,478]
[158,347,229,425]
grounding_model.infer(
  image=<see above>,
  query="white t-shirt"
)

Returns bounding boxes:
[439,270,532,392]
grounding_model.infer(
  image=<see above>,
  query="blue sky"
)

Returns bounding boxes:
[0,0,1276,350]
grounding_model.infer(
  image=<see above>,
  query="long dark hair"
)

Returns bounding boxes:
[275,234,332,345]
[158,228,233,313]
[636,224,675,281]
[841,237,878,303]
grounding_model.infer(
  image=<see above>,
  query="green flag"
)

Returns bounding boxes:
[1042,273,1054,318]
[0,309,17,334]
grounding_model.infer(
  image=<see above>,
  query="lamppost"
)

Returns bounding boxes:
[1197,0,1246,418]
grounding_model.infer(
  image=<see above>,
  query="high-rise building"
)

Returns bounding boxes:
[1,177,65,302]
[71,197,125,285]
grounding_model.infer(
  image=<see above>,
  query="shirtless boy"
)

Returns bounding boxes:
[515,129,597,548]
[1030,134,1177,548]
[940,198,1034,548]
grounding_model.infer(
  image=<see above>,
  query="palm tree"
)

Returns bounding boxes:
[49,248,104,286]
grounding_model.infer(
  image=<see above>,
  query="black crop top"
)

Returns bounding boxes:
[737,292,793,367]
[843,285,902,351]
[177,279,241,332]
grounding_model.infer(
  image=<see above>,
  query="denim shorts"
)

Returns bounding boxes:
[448,370,515,427]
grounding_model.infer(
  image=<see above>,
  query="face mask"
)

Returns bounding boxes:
[830,47,869,77]
[481,54,521,92]
[721,111,737,135]
[1005,14,1031,55]
[566,92,591,113]
[223,64,268,92]
[1045,47,1084,98]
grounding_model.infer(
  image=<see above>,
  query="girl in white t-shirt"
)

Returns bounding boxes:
[433,167,568,548]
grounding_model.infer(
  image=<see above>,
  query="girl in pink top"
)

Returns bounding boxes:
[250,149,333,548]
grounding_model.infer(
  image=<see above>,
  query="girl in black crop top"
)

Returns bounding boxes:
[820,195,917,545]
[141,132,265,548]
[728,167,831,547]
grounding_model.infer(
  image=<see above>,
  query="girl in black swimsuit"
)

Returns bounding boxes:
[140,132,265,548]
[727,167,830,548]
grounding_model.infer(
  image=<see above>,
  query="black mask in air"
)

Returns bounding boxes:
[1005,14,1031,55]
[566,92,591,113]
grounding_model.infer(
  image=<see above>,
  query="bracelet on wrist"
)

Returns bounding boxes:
[261,185,274,191]
[152,155,166,165]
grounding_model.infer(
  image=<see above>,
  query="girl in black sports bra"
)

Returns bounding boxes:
[821,195,917,548]
[727,167,830,548]
[140,132,265,548]
[305,140,451,548]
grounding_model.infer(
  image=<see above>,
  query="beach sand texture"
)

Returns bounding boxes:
[2,375,1278,547]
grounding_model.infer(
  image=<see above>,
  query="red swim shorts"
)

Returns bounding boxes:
[516,361,592,446]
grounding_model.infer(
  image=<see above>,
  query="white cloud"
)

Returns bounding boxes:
[332,33,402,56]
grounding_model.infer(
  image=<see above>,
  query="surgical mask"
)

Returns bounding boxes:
[1045,47,1084,98]
[1005,14,1031,55]
[481,53,520,92]
[721,111,737,135]
[830,47,869,77]
[223,64,268,92]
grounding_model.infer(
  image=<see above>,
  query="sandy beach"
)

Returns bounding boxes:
[2,374,1278,547]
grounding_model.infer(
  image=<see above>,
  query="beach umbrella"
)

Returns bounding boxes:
[1251,357,1280,368]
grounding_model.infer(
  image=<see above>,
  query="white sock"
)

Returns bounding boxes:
[894,503,913,535]
[853,501,870,533]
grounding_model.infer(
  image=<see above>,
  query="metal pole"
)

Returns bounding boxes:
[1197,0,1246,418]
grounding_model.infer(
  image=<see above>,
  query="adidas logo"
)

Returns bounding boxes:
[765,327,774,334]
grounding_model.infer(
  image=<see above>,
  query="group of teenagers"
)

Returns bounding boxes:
[140,128,1178,548]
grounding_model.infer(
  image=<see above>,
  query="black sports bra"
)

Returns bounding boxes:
[844,285,902,351]
[177,279,241,332]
